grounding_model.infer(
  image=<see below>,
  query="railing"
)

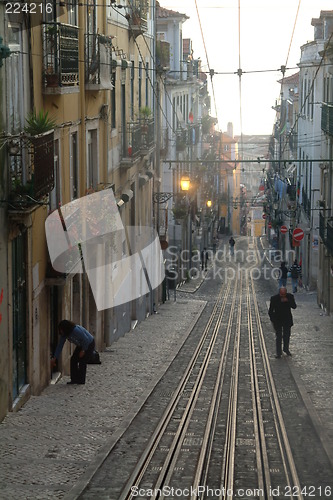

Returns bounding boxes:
[43,23,79,88]
[128,0,148,36]
[156,40,170,72]
[122,119,155,161]
[85,33,114,88]
[9,132,54,205]
[140,118,154,150]
[321,102,333,136]
[176,129,188,151]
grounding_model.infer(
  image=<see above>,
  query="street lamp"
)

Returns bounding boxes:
[180,174,191,192]
[206,200,212,208]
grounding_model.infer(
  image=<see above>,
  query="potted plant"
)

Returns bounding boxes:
[24,109,56,136]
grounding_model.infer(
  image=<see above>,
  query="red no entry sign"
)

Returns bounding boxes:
[293,227,304,241]
[280,225,288,234]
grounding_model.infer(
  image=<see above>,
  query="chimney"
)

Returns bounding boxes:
[227,122,234,138]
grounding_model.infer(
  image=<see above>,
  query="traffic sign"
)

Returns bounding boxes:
[262,213,266,219]
[293,227,304,241]
[280,225,288,234]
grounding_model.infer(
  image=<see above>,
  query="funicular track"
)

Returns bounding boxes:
[85,238,305,500]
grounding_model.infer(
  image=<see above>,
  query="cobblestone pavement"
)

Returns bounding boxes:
[260,236,333,468]
[1,236,333,499]
[0,298,206,500]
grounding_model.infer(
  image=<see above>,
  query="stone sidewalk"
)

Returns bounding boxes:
[0,298,206,500]
[260,236,333,467]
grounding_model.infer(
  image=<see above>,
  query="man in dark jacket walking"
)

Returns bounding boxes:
[268,287,297,358]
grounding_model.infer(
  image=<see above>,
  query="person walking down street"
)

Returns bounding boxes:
[51,320,95,384]
[268,287,297,358]
[201,247,209,271]
[229,236,235,256]
[289,259,302,293]
[278,261,288,289]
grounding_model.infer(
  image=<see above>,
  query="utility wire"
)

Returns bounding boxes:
[194,0,219,127]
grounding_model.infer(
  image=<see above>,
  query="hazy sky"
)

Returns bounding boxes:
[161,0,333,136]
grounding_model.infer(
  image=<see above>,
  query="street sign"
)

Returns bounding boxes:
[262,213,266,219]
[280,225,288,234]
[293,227,304,241]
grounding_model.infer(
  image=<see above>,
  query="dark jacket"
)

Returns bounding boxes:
[279,264,288,279]
[268,293,297,327]
[289,263,301,279]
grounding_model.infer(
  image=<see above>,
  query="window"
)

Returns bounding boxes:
[145,62,149,107]
[7,24,24,133]
[68,0,78,26]
[71,132,79,199]
[138,61,142,110]
[111,73,116,129]
[130,61,134,120]
[87,129,98,190]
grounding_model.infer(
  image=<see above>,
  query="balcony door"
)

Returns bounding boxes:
[12,233,27,400]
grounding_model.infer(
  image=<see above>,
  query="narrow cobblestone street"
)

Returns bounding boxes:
[0,237,333,499]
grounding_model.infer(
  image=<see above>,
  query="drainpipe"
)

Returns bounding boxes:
[79,3,87,325]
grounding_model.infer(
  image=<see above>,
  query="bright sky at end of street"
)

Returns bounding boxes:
[161,0,333,137]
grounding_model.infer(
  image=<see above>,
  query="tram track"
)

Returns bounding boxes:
[82,237,310,500]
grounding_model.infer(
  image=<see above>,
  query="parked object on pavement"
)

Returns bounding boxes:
[51,320,96,384]
[268,287,297,358]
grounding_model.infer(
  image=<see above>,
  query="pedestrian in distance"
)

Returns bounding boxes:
[201,247,209,270]
[278,261,288,289]
[289,259,302,293]
[229,236,235,256]
[51,320,96,384]
[268,287,297,358]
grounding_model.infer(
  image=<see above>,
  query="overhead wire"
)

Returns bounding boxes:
[194,0,219,128]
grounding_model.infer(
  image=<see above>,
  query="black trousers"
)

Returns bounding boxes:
[70,340,95,384]
[275,325,291,356]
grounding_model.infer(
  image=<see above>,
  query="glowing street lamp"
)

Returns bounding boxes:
[180,174,190,192]
[206,200,212,208]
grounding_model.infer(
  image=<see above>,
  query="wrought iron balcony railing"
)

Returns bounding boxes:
[9,132,54,206]
[128,0,148,37]
[85,33,114,89]
[156,40,170,72]
[43,23,79,90]
[321,102,333,136]
[122,119,155,163]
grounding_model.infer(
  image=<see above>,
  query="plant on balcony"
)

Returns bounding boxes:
[139,106,152,120]
[24,109,56,136]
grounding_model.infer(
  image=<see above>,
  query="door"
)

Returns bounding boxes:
[12,233,27,399]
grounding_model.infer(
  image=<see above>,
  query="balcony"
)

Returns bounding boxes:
[43,23,79,93]
[321,102,333,136]
[139,118,154,153]
[176,129,188,152]
[156,40,170,73]
[85,33,114,90]
[128,0,148,38]
[9,131,54,207]
[120,119,155,166]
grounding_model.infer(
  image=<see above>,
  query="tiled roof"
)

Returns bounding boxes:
[156,1,189,20]
[277,71,299,85]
